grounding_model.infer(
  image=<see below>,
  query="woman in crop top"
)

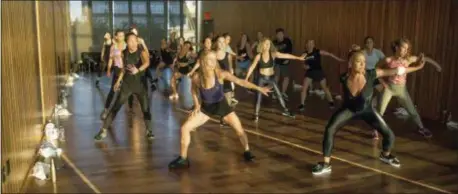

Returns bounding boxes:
[214,36,236,105]
[312,51,427,175]
[245,38,305,121]
[375,38,442,138]
[169,41,197,100]
[168,51,271,169]
[187,37,213,77]
[298,40,346,112]
[100,30,126,120]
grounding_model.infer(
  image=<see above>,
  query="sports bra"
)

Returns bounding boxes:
[258,53,274,69]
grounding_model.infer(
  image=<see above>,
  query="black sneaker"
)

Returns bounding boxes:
[282,111,295,118]
[418,128,432,138]
[146,130,155,140]
[379,153,401,167]
[298,104,305,112]
[243,151,255,162]
[94,129,107,141]
[151,83,157,91]
[312,162,332,175]
[95,80,100,86]
[168,156,190,169]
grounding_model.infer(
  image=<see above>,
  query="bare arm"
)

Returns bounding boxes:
[273,51,304,61]
[221,70,261,90]
[191,74,201,108]
[320,50,346,62]
[188,60,200,75]
[409,55,441,72]
[138,50,150,72]
[139,38,149,51]
[245,54,261,80]
[228,54,234,74]
[246,43,254,59]
[376,57,425,78]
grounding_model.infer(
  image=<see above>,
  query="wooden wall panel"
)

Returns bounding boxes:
[37,1,58,116]
[1,1,70,193]
[203,0,458,120]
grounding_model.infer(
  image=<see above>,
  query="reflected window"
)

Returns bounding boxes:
[92,1,109,14]
[114,16,130,29]
[132,16,148,27]
[132,1,147,14]
[150,1,164,14]
[114,1,129,14]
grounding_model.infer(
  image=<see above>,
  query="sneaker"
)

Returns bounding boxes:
[282,111,295,118]
[168,156,190,169]
[253,115,259,122]
[94,129,107,141]
[379,153,401,167]
[418,128,432,138]
[151,83,157,91]
[282,93,289,101]
[243,151,255,162]
[312,162,332,175]
[95,80,100,86]
[298,104,305,112]
[169,93,179,100]
[372,130,379,140]
[231,98,239,106]
[146,130,155,140]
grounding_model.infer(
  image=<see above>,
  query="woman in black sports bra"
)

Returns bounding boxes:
[245,38,305,121]
[170,41,197,100]
[236,33,253,77]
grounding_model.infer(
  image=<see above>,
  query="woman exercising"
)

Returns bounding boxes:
[375,38,441,138]
[169,41,197,100]
[298,40,346,111]
[94,32,154,141]
[245,38,305,121]
[312,51,426,175]
[168,50,271,169]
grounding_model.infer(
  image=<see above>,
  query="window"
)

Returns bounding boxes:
[113,16,130,30]
[153,17,165,29]
[113,1,129,14]
[132,16,148,27]
[169,1,180,15]
[150,1,164,14]
[132,1,147,14]
[92,1,109,14]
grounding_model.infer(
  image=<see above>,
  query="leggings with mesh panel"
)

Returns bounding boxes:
[322,107,395,157]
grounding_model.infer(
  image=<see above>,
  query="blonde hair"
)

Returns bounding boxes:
[197,50,222,85]
[256,38,277,54]
[349,51,365,70]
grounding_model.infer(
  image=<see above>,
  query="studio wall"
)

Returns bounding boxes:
[1,1,70,193]
[202,0,458,120]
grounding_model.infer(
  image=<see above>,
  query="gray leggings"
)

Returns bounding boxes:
[255,75,288,116]
[378,84,424,128]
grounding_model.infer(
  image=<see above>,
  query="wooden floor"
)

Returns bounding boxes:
[25,73,458,193]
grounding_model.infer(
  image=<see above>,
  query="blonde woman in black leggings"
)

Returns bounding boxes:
[312,51,427,175]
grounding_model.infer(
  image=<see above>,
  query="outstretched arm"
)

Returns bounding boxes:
[376,55,426,78]
[245,54,261,80]
[273,51,305,61]
[409,55,441,72]
[320,50,346,62]
[220,70,270,95]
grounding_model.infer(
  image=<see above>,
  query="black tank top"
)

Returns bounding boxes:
[161,49,173,65]
[258,53,274,69]
[217,52,230,71]
[177,53,189,64]
[304,48,322,71]
[237,45,249,62]
[170,39,178,51]
[123,48,143,69]
[103,44,111,62]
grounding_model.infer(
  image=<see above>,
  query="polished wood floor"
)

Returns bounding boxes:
[25,73,458,193]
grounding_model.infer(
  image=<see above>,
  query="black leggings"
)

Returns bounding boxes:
[322,107,395,157]
[103,78,151,130]
[255,75,288,116]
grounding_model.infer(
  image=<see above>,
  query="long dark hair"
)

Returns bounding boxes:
[237,33,251,49]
